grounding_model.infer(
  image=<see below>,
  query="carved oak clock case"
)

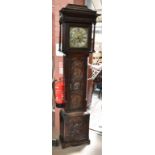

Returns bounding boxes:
[59,4,99,148]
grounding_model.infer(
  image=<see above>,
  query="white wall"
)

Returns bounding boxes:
[103,0,155,155]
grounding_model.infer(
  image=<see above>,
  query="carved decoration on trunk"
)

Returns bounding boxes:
[70,57,85,92]
[71,81,81,91]
[71,58,84,81]
[70,93,82,109]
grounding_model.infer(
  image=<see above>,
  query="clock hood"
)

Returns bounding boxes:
[60,4,100,24]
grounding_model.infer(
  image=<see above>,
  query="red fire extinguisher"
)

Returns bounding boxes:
[54,78,64,108]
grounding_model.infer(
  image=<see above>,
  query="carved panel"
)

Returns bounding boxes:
[64,55,88,112]
[68,117,83,137]
[68,57,86,111]
[64,114,89,141]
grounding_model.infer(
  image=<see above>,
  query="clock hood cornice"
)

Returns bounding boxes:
[60,4,100,24]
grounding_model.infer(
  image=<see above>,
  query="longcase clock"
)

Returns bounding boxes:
[59,4,99,148]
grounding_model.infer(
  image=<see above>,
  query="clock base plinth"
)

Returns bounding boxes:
[59,110,90,149]
[60,136,90,148]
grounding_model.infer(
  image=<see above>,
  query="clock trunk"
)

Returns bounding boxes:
[63,54,88,112]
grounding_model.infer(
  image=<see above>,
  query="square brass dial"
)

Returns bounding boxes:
[69,27,88,48]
